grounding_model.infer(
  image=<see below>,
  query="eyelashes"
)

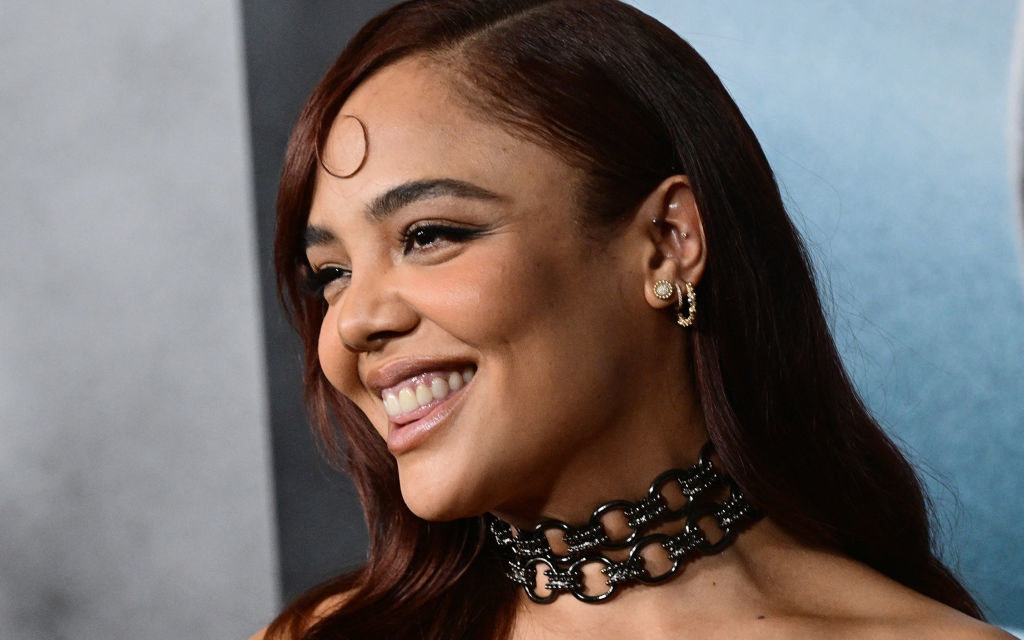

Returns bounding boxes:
[303,223,485,302]
[400,223,481,254]
[302,265,351,300]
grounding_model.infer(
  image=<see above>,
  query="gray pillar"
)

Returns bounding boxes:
[240,0,399,601]
[0,1,277,638]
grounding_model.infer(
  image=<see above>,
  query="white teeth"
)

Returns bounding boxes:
[383,393,401,416]
[382,367,476,416]
[398,387,418,413]
[430,377,449,400]
[415,384,432,405]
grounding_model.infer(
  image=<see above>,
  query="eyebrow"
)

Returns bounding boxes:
[367,178,505,220]
[303,225,337,248]
[304,178,506,249]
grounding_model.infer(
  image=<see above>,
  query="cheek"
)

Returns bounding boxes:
[415,239,595,403]
[317,310,363,402]
[429,260,516,331]
[317,312,389,439]
[410,250,554,348]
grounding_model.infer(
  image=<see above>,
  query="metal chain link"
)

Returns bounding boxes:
[489,442,759,603]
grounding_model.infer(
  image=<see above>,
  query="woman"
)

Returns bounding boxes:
[256,0,1011,637]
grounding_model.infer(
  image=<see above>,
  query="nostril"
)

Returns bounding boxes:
[337,304,419,352]
[366,329,409,344]
[334,272,419,351]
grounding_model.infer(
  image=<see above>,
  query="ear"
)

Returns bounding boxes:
[635,175,707,310]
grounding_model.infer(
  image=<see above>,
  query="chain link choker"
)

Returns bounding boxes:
[487,442,759,603]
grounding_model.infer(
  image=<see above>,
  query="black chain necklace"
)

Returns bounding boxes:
[487,442,759,603]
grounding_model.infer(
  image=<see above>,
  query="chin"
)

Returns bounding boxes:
[403,500,472,523]
[396,464,489,522]
[401,492,481,523]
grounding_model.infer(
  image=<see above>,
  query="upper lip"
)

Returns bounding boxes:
[363,357,476,395]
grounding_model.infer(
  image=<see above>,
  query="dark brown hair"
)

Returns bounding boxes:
[268,1,982,637]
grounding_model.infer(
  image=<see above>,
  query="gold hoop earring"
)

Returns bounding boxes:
[675,281,696,327]
[653,280,674,300]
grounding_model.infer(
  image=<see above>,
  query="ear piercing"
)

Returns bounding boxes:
[650,218,689,239]
[675,281,696,327]
[654,280,674,300]
[653,280,697,327]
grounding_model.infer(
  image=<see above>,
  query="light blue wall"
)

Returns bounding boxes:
[629,0,1024,627]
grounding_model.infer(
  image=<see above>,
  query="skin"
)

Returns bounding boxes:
[306,57,706,526]
[255,57,1013,639]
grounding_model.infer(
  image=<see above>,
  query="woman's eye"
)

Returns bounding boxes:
[401,224,479,254]
[303,265,351,301]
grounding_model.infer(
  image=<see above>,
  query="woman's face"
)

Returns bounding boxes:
[306,58,669,521]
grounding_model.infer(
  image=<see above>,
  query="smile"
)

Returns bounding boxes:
[380,365,476,424]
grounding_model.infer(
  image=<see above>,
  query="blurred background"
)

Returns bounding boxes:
[1,1,1021,637]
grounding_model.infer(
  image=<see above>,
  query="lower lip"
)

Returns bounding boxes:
[386,382,471,455]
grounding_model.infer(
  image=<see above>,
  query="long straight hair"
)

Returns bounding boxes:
[268,1,982,637]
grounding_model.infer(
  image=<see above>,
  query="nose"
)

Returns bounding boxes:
[335,268,419,352]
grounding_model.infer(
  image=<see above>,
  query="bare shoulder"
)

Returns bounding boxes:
[854,569,1014,639]
[751,594,1014,640]
[751,612,1013,640]
[888,605,1017,640]
[823,573,1014,640]
[824,571,1015,640]
[743,526,1012,640]
[940,622,1019,639]
[247,590,355,640]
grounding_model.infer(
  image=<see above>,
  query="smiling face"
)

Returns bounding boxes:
[305,57,693,522]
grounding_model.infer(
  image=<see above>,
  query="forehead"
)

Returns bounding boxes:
[308,57,581,225]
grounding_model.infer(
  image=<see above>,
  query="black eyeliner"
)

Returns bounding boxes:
[302,265,349,298]
[400,223,484,254]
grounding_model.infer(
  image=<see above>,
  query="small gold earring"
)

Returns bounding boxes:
[675,281,696,327]
[653,280,674,300]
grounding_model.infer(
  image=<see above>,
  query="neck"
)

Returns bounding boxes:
[490,333,707,529]
[507,518,790,639]
[490,404,709,530]
[488,441,759,607]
